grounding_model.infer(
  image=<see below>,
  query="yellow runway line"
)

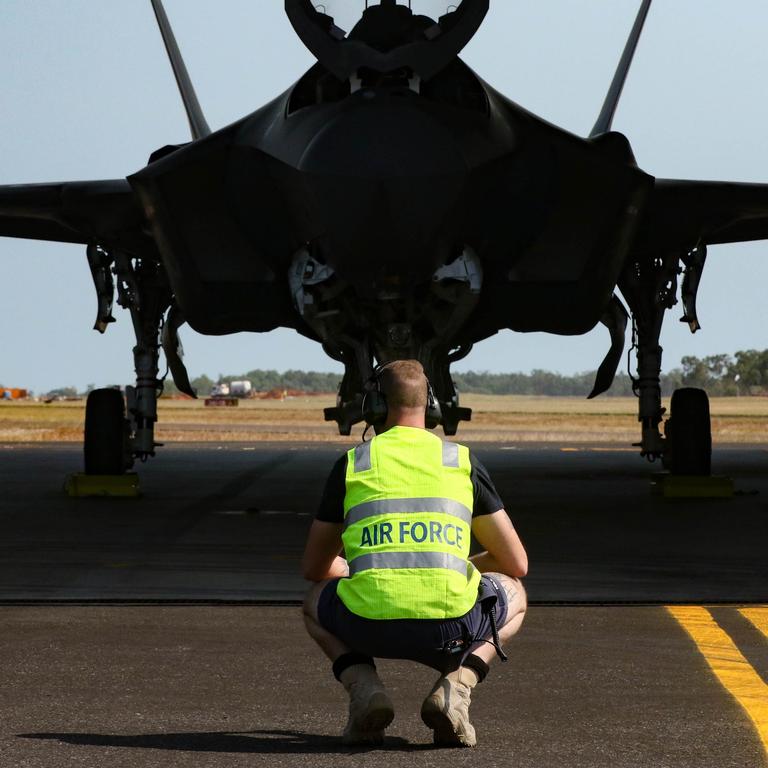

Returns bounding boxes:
[740,607,768,641]
[667,606,768,760]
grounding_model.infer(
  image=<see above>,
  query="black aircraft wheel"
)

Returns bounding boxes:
[84,388,130,475]
[663,387,712,476]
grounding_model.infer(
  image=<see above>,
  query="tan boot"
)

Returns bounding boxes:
[420,666,479,747]
[339,664,395,745]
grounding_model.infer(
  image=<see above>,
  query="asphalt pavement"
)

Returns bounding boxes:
[0,441,766,766]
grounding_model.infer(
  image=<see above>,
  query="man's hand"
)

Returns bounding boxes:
[301,520,346,582]
[470,509,528,578]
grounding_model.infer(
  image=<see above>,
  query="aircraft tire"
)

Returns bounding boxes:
[84,388,129,475]
[663,388,712,476]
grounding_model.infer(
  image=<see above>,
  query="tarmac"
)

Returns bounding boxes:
[1,441,767,767]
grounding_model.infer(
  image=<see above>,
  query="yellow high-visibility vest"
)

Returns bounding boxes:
[337,425,480,619]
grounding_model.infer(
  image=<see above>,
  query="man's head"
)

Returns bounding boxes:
[376,359,429,430]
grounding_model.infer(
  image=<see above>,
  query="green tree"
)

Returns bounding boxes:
[681,355,711,388]
[190,374,215,395]
[732,349,768,390]
[46,386,79,398]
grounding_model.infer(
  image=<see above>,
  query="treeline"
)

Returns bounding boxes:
[186,349,768,396]
[162,364,680,398]
[451,370,685,397]
[45,349,768,398]
[178,370,344,395]
[679,350,768,395]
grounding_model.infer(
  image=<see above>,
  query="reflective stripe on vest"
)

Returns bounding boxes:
[348,551,469,577]
[442,441,460,468]
[355,439,457,473]
[353,441,372,472]
[337,426,480,620]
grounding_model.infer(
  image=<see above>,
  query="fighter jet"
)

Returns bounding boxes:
[2,0,767,477]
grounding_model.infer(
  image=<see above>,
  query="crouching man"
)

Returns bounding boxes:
[301,360,527,747]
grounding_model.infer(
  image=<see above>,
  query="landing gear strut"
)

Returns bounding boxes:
[84,247,172,474]
[322,340,472,436]
[292,243,481,437]
[620,246,712,473]
[619,251,678,461]
[117,252,172,465]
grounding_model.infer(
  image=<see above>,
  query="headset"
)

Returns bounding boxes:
[361,362,442,432]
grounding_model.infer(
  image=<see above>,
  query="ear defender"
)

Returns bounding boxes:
[425,380,442,429]
[361,365,389,427]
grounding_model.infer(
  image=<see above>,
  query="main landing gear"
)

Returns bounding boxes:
[620,244,712,476]
[79,245,192,480]
[288,244,482,437]
[321,340,472,437]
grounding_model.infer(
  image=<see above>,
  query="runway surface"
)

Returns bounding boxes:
[1,441,766,602]
[1,441,767,766]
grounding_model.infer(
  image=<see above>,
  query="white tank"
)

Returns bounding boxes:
[229,380,253,397]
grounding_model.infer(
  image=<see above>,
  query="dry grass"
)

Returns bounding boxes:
[1,395,767,443]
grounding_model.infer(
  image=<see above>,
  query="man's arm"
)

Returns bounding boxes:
[471,509,528,578]
[301,520,348,582]
[303,453,348,581]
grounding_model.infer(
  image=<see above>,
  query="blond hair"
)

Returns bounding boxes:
[379,360,428,410]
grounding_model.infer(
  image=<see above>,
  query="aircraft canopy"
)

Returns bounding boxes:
[313,1,466,35]
[286,0,487,81]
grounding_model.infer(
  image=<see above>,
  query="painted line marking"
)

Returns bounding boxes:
[667,606,768,760]
[740,607,768,641]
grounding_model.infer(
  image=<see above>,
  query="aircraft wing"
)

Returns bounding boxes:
[643,178,768,251]
[0,179,149,252]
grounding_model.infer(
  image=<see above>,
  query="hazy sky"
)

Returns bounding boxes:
[2,1,768,393]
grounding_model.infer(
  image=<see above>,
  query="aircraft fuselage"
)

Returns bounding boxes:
[131,59,651,360]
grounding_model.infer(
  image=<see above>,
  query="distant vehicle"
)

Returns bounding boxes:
[210,383,231,398]
[1,388,28,400]
[229,380,253,398]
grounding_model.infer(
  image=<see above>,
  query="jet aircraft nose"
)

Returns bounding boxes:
[296,90,469,293]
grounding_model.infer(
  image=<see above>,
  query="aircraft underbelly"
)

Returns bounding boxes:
[249,92,487,291]
[129,85,651,342]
